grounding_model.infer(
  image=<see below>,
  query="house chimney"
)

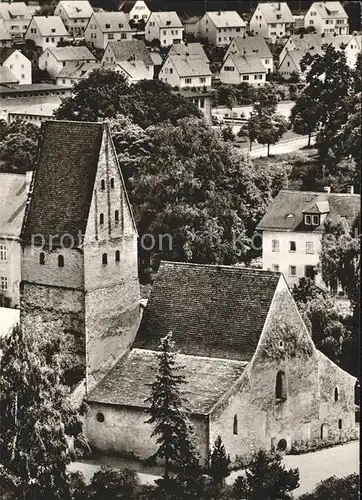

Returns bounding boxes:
[347,186,354,194]
[324,186,331,194]
[218,10,221,15]
[277,2,281,10]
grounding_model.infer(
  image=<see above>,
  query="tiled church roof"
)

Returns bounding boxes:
[21,121,103,245]
[135,262,280,361]
[87,348,248,415]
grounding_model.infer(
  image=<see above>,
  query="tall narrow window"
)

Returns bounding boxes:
[110,178,115,188]
[58,255,64,268]
[39,252,45,265]
[233,414,238,435]
[0,244,7,261]
[99,213,104,225]
[115,250,120,263]
[115,210,119,223]
[276,371,286,400]
[338,419,342,430]
[102,253,108,265]
[101,179,105,190]
[334,387,339,402]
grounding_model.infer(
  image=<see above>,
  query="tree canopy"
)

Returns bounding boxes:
[0,120,40,174]
[0,326,89,500]
[54,69,201,128]
[108,114,288,270]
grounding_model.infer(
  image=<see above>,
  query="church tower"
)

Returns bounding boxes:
[20,120,140,391]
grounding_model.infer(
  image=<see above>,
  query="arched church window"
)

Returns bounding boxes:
[102,253,108,265]
[99,213,104,225]
[39,252,45,265]
[58,255,64,268]
[100,179,105,190]
[115,250,120,263]
[334,387,339,402]
[115,210,119,223]
[110,178,115,188]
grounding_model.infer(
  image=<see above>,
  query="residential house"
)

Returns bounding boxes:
[84,12,133,50]
[20,120,140,390]
[145,12,183,47]
[249,2,294,40]
[39,46,96,78]
[256,189,360,290]
[304,2,349,35]
[181,15,201,37]
[225,36,274,73]
[54,0,94,38]
[0,2,37,39]
[84,261,357,463]
[0,20,12,47]
[159,54,212,89]
[197,11,246,46]
[279,34,361,79]
[119,1,151,23]
[0,48,32,84]
[220,53,266,86]
[101,39,154,81]
[25,16,69,50]
[0,173,29,308]
[55,61,102,86]
[168,41,209,63]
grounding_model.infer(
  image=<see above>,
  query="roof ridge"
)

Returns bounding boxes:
[132,347,249,364]
[159,261,281,275]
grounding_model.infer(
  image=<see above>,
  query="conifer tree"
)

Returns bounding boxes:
[145,333,199,479]
[209,436,231,486]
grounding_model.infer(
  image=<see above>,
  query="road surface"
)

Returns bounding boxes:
[69,440,358,497]
[242,135,316,158]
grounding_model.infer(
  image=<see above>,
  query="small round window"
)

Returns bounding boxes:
[96,412,105,423]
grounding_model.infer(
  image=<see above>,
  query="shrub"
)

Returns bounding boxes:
[289,427,359,455]
[298,474,359,500]
[85,466,139,500]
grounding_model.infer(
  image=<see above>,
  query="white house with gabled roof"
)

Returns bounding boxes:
[39,46,96,78]
[119,0,151,23]
[197,11,246,46]
[145,11,183,47]
[225,36,274,73]
[84,12,133,49]
[0,48,31,84]
[54,0,94,38]
[25,16,69,50]
[220,53,266,86]
[249,2,294,40]
[304,2,349,35]
[0,2,37,39]
[159,54,212,89]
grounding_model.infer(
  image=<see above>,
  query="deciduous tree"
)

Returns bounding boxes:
[0,326,89,500]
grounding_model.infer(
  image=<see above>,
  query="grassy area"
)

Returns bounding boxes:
[252,148,324,192]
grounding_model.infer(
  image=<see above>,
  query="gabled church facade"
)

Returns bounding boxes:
[20,120,140,390]
[85,262,356,462]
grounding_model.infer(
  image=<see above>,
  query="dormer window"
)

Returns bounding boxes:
[105,23,111,29]
[304,214,320,226]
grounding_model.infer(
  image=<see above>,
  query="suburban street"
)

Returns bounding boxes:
[235,135,316,158]
[69,440,359,497]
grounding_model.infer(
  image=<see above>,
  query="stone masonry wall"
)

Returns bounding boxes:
[209,277,333,461]
[84,403,209,463]
[84,129,140,389]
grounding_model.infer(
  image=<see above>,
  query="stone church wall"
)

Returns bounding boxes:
[84,403,209,463]
[208,278,355,461]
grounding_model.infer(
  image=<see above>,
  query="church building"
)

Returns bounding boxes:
[20,120,356,464]
[85,261,356,462]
